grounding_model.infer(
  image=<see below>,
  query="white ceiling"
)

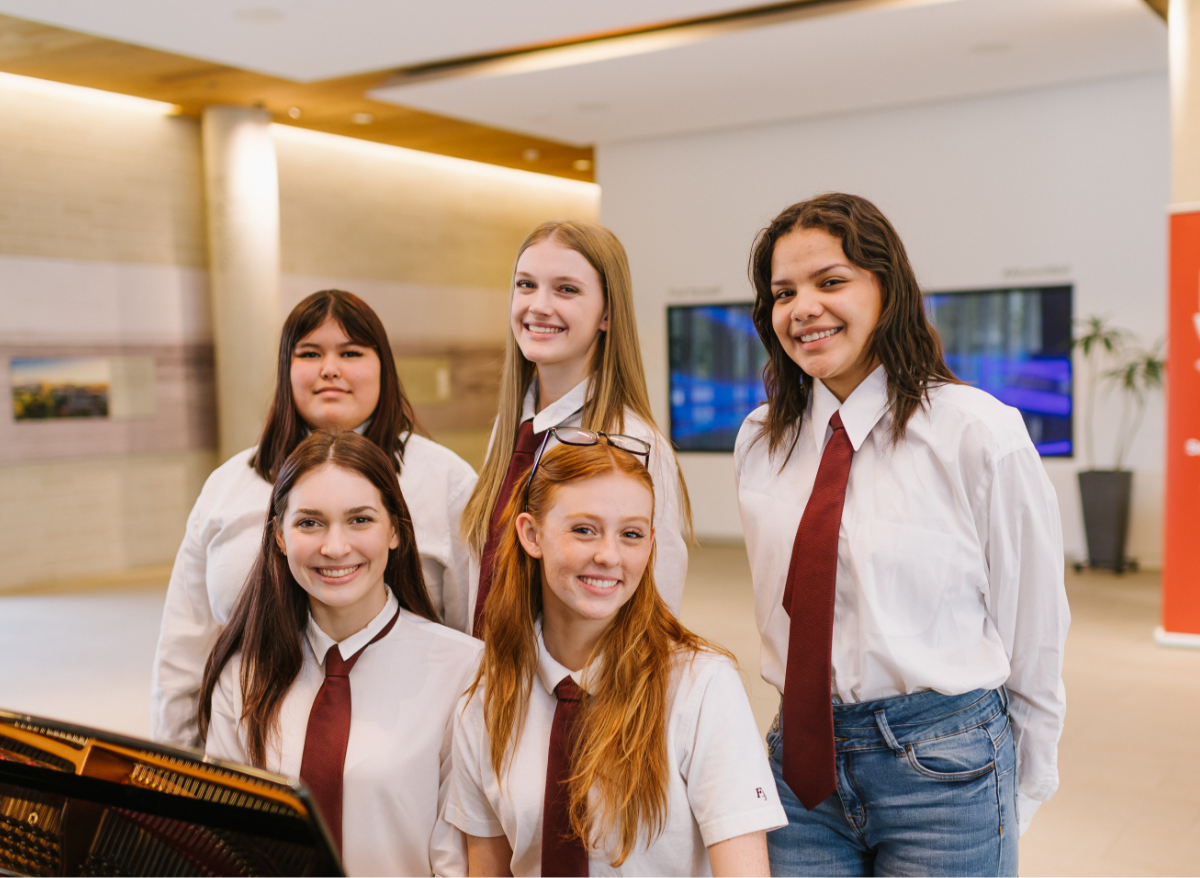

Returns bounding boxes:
[371,0,1167,146]
[0,0,770,82]
[0,0,1166,147]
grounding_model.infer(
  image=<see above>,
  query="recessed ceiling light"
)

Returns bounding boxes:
[523,149,541,162]
[288,107,302,119]
[573,159,592,171]
[352,112,374,125]
[234,8,284,23]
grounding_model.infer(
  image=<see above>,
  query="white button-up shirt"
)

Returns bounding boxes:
[205,590,482,878]
[467,378,687,622]
[734,365,1069,816]
[152,434,477,748]
[444,629,786,877]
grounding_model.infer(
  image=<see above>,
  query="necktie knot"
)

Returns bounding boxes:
[324,645,349,677]
[555,676,581,703]
[830,410,846,432]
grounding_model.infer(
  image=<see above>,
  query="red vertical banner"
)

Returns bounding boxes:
[1163,210,1200,636]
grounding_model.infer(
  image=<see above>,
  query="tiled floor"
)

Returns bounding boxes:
[2,545,1199,875]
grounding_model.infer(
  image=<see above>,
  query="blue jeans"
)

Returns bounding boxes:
[766,688,1018,877]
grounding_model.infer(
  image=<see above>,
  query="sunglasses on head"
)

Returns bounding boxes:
[522,427,651,512]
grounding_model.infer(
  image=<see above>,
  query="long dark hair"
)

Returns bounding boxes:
[199,430,437,766]
[749,193,959,461]
[251,289,419,482]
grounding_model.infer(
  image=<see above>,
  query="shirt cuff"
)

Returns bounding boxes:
[1016,793,1041,837]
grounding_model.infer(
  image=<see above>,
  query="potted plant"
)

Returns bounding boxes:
[1072,316,1166,573]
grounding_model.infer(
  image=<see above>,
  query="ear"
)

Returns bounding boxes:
[388,518,401,551]
[599,307,609,333]
[274,523,287,556]
[515,512,543,559]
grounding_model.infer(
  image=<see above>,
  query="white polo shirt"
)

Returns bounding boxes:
[206,591,482,878]
[467,378,688,622]
[152,433,477,749]
[444,630,786,877]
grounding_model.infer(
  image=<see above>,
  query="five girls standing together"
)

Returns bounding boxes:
[150,194,1069,877]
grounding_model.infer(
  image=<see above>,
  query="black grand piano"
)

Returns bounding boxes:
[0,709,342,877]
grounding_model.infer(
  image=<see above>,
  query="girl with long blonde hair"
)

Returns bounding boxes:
[461,220,690,637]
[445,440,783,876]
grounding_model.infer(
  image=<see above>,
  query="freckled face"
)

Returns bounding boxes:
[276,463,399,619]
[290,318,381,431]
[510,238,609,375]
[516,471,654,627]
[770,227,883,402]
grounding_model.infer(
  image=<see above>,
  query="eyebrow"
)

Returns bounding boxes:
[564,513,652,526]
[292,505,379,516]
[771,263,853,286]
[515,271,588,285]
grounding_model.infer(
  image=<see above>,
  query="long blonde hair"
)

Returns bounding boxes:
[467,443,728,866]
[462,220,691,555]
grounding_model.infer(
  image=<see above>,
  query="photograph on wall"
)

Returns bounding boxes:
[925,285,1073,456]
[11,357,110,420]
[668,303,769,452]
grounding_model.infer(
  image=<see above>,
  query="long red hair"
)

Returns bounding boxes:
[469,443,729,866]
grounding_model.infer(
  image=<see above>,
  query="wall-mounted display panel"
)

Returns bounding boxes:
[668,302,767,452]
[925,285,1073,457]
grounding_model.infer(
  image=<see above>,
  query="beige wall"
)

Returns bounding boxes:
[0,74,599,590]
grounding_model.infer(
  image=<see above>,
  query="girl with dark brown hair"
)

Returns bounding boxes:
[734,193,1069,876]
[200,430,480,876]
[152,290,478,749]
[446,441,784,877]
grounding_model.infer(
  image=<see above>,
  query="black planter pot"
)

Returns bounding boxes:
[1077,470,1134,573]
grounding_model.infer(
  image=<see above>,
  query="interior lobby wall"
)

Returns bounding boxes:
[0,74,598,591]
[0,77,216,591]
[599,73,1170,566]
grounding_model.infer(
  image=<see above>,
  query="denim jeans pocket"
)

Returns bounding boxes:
[904,726,997,781]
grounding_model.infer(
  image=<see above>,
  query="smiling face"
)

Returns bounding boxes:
[290,317,382,431]
[276,462,399,640]
[516,470,654,632]
[510,237,609,386]
[770,227,883,402]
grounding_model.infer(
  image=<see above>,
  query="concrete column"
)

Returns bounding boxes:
[1161,0,1200,643]
[201,106,281,463]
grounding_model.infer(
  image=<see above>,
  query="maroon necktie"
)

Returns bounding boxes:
[474,419,543,637]
[781,410,854,811]
[542,677,588,877]
[299,607,400,852]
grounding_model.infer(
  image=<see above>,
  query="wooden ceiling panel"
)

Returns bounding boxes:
[0,12,593,181]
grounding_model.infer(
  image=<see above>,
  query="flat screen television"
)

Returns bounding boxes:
[668,303,767,452]
[925,285,1073,457]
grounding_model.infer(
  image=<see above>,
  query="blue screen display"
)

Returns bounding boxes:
[925,286,1073,457]
[668,303,767,452]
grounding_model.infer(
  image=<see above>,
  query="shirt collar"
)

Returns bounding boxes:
[534,619,586,697]
[523,376,590,434]
[305,589,399,665]
[810,364,889,454]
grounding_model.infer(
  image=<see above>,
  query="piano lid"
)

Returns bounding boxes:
[0,709,343,877]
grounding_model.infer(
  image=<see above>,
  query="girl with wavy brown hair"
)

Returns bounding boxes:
[735,193,1069,876]
[200,430,481,877]
[460,220,691,638]
[446,440,784,877]
[152,290,478,750]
